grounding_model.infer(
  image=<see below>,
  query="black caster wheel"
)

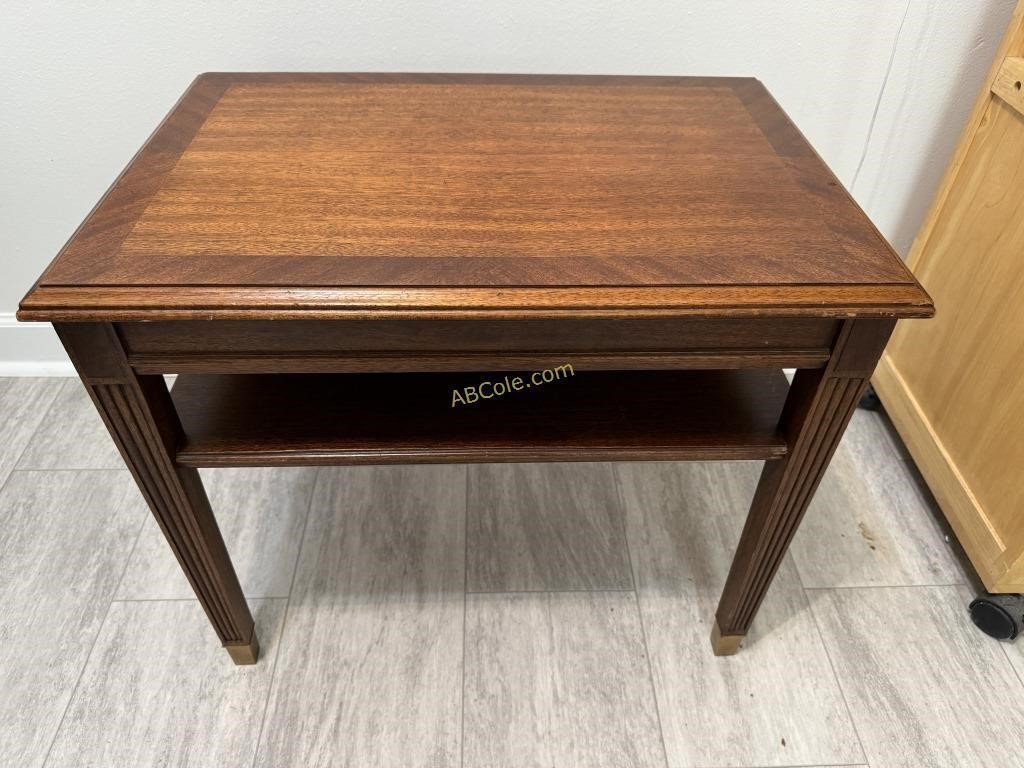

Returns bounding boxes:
[858,384,882,411]
[969,593,1024,640]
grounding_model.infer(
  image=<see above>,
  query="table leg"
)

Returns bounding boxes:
[55,323,258,664]
[712,319,895,655]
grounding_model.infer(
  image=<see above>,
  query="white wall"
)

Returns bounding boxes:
[0,0,1015,372]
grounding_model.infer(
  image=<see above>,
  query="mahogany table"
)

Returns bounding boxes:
[18,73,933,664]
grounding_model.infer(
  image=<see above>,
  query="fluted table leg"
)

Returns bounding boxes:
[56,322,258,664]
[712,319,894,655]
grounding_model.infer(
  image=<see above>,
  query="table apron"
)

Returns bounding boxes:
[117,318,839,374]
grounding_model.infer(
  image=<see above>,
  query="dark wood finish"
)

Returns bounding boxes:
[171,369,791,466]
[18,283,932,321]
[134,350,829,375]
[19,75,934,662]
[118,317,838,373]
[18,73,932,322]
[711,319,895,654]
[48,82,904,285]
[54,322,258,663]
[119,318,840,355]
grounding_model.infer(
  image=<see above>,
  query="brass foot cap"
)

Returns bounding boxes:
[225,633,260,665]
[710,620,744,656]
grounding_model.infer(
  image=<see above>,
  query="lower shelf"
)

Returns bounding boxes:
[171,369,790,467]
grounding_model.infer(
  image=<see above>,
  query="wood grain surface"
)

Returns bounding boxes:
[464,591,666,768]
[0,470,144,768]
[810,585,1024,767]
[254,465,465,768]
[18,73,932,321]
[466,463,633,592]
[116,316,839,374]
[45,599,285,768]
[170,369,791,466]
[874,3,1024,591]
[617,461,863,767]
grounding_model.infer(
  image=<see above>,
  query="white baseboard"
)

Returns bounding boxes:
[0,313,75,376]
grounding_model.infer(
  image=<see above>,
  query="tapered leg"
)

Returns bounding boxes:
[712,319,895,655]
[56,322,257,664]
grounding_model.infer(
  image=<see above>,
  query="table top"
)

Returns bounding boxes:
[19,73,932,321]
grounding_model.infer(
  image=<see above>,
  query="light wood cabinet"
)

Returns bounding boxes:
[874,3,1024,594]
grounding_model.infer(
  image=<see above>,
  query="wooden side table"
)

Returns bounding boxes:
[18,73,933,664]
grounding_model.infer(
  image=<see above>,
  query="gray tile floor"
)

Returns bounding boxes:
[1,376,1021,768]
